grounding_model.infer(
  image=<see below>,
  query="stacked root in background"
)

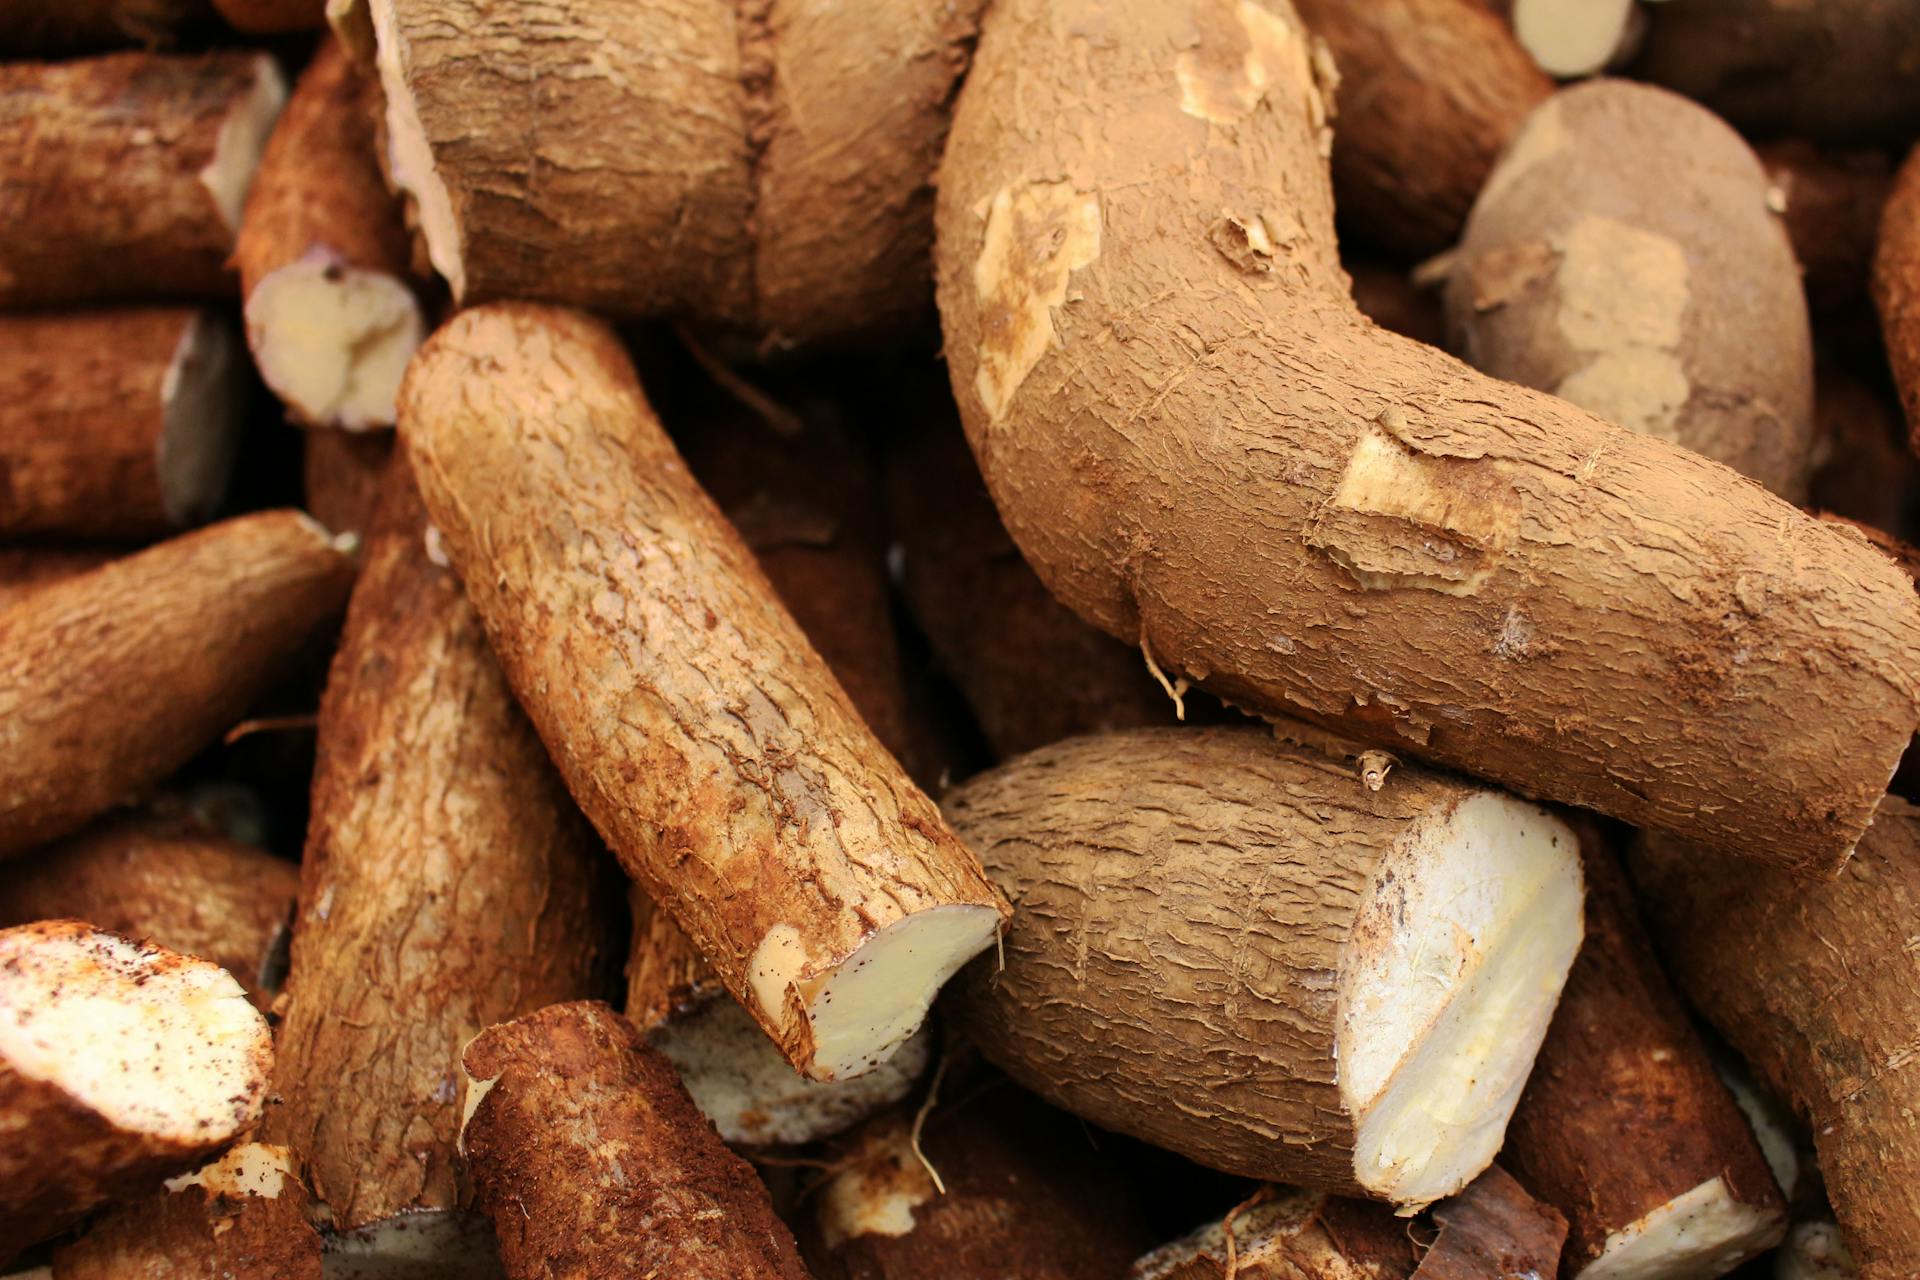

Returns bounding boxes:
[3,0,1920,1277]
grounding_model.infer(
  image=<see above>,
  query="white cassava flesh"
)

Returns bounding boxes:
[244,249,423,430]
[158,311,248,525]
[1579,1178,1783,1280]
[368,0,462,297]
[198,55,287,235]
[1511,0,1641,77]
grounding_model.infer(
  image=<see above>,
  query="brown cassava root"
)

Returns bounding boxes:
[1873,146,1920,453]
[0,549,115,612]
[211,0,322,32]
[932,0,1920,876]
[301,426,394,543]
[399,303,1006,1083]
[459,1001,812,1280]
[1762,143,1894,319]
[1130,1186,1420,1280]
[0,511,354,860]
[0,0,212,54]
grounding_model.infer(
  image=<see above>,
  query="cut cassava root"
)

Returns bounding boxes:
[236,36,421,431]
[398,303,1007,1083]
[0,308,247,540]
[0,921,272,1262]
[459,1001,811,1280]
[0,511,355,860]
[944,726,1583,1208]
[932,0,1920,876]
[0,52,285,307]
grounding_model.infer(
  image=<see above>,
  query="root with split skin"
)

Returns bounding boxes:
[398,303,1007,1082]
[933,0,1920,876]
[0,921,273,1262]
[944,726,1583,1209]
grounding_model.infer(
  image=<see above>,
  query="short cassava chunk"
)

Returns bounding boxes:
[945,726,1584,1209]
[459,1001,812,1280]
[260,456,608,1252]
[0,921,272,1263]
[0,308,247,540]
[0,511,355,860]
[1630,798,1920,1280]
[933,0,1920,876]
[0,52,285,307]
[400,303,1007,1083]
[1445,80,1815,499]
[368,0,982,346]
[235,37,421,431]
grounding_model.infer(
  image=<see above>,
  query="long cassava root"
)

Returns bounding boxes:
[932,0,1920,876]
[399,303,1006,1083]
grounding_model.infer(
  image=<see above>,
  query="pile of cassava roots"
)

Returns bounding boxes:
[7,0,1920,1276]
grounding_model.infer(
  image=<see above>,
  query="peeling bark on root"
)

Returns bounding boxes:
[237,38,420,430]
[1502,823,1784,1280]
[944,726,1583,1207]
[1873,147,1920,456]
[459,1002,810,1280]
[399,303,1006,1082]
[1131,1187,1418,1280]
[0,511,354,860]
[1292,0,1551,257]
[0,0,213,54]
[1446,81,1815,499]
[0,922,272,1263]
[1761,142,1893,319]
[933,0,1920,876]
[0,308,247,540]
[54,1143,323,1279]
[0,811,297,1011]
[259,455,608,1240]
[301,427,394,544]
[1630,797,1920,1280]
[0,52,285,307]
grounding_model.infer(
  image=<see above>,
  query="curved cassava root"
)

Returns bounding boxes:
[1445,80,1815,499]
[932,0,1920,877]
[399,303,1006,1083]
[0,921,273,1262]
[944,726,1583,1209]
[368,0,982,347]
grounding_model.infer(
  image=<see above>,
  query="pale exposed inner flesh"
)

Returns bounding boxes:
[159,311,247,524]
[323,1209,506,1279]
[246,251,424,429]
[1581,1176,1784,1280]
[1340,793,1584,1208]
[1777,1222,1856,1280]
[654,996,931,1145]
[200,55,288,235]
[0,929,268,1142]
[165,1142,294,1198]
[369,0,466,299]
[1513,0,1637,77]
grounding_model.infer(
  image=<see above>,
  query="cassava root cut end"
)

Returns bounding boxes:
[1509,0,1641,78]
[0,921,272,1259]
[246,250,422,429]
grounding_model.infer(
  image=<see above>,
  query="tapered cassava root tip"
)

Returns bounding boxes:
[244,248,423,430]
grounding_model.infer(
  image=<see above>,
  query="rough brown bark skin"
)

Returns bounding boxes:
[884,412,1171,760]
[1291,0,1551,257]
[53,1144,323,1280]
[0,922,273,1264]
[1760,143,1894,319]
[933,0,1920,877]
[0,52,283,307]
[368,0,981,346]
[258,455,608,1238]
[212,0,321,32]
[399,303,1007,1082]
[0,511,354,861]
[1629,798,1920,1280]
[1446,80,1816,499]
[0,812,297,1010]
[801,1082,1157,1280]
[0,309,239,539]
[302,427,394,543]
[943,725,1571,1197]
[1411,1167,1568,1280]
[1502,823,1783,1278]
[1131,1189,1418,1280]
[459,1001,812,1280]
[1873,147,1920,455]
[625,885,729,1031]
[1633,0,1920,143]
[0,0,212,54]
[0,549,115,612]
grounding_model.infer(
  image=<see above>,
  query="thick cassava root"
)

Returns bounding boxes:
[260,455,607,1251]
[0,511,355,860]
[945,726,1583,1208]
[398,303,1006,1082]
[932,0,1920,876]
[459,1001,811,1280]
[1446,80,1814,499]
[1630,799,1920,1280]
[236,37,421,430]
[0,52,285,307]
[0,549,115,612]
[0,308,247,539]
[0,921,272,1261]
